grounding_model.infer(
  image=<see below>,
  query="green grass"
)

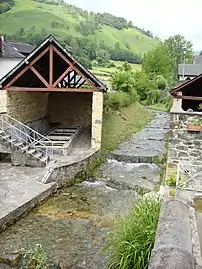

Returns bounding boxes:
[91,61,142,82]
[0,0,159,55]
[105,197,161,269]
[102,102,153,152]
[148,103,170,112]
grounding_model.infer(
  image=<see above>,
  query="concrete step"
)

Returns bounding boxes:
[27,148,36,155]
[2,135,11,140]
[13,142,23,148]
[41,156,49,164]
[33,152,43,159]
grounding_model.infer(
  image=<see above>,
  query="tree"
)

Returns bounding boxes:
[142,44,174,81]
[155,75,167,90]
[111,70,136,94]
[200,51,202,56]
[164,34,193,75]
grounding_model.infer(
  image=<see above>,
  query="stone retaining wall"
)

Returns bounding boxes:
[149,200,194,269]
[169,113,202,165]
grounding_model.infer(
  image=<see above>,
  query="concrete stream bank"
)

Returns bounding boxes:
[0,111,170,268]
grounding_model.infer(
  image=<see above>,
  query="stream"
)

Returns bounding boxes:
[0,111,170,269]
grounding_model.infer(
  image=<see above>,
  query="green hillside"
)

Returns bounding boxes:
[0,0,158,56]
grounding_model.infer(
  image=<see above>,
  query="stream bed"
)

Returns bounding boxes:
[0,111,170,268]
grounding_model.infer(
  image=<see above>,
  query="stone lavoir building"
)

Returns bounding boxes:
[0,35,106,167]
[169,75,202,190]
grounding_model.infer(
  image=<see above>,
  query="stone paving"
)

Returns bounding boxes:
[0,162,53,230]
[100,112,170,192]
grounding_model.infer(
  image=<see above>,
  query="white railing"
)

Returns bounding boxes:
[176,162,202,191]
[0,114,54,165]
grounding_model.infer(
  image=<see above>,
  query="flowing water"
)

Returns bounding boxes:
[0,111,170,268]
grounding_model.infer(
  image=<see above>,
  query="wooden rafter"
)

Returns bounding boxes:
[53,46,97,90]
[30,66,49,88]
[8,87,100,92]
[49,44,53,86]
[174,95,202,101]
[5,46,50,88]
[77,80,87,89]
[53,66,72,87]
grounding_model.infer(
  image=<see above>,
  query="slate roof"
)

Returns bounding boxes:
[193,55,202,65]
[178,64,202,76]
[7,42,36,55]
[1,42,24,58]
[0,35,107,91]
[170,73,202,95]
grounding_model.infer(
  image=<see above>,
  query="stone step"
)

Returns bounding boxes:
[27,148,36,155]
[14,142,23,148]
[41,156,49,164]
[33,152,43,159]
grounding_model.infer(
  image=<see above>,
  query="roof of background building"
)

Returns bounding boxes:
[178,64,202,76]
[7,42,36,55]
[0,42,24,58]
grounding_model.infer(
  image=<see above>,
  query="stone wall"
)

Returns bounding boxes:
[49,92,92,127]
[7,92,49,123]
[149,200,194,269]
[169,113,202,165]
[91,92,104,149]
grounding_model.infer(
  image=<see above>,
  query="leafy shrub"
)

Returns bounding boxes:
[105,198,161,269]
[106,92,134,110]
[133,71,153,101]
[155,75,167,90]
[111,70,136,93]
[146,88,161,105]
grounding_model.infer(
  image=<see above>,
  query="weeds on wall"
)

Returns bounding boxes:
[105,197,161,269]
[21,244,48,269]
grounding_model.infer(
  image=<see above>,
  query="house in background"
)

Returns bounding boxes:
[0,36,24,80]
[178,55,202,82]
[0,35,106,167]
[7,42,35,57]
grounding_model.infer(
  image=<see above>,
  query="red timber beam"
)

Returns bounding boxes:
[49,44,53,87]
[7,87,100,93]
[4,46,50,88]
[52,46,97,90]
[174,95,202,101]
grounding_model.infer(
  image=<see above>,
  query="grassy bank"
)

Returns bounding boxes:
[148,103,170,112]
[102,102,153,152]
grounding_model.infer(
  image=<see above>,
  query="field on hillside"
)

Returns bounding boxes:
[0,0,158,55]
[91,61,142,82]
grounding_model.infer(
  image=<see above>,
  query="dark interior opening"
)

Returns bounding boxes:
[181,77,202,111]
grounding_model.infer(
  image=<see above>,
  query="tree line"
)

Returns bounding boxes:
[0,0,14,14]
[3,26,142,68]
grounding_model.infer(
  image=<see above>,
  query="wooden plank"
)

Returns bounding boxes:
[5,46,50,88]
[30,66,49,88]
[53,66,73,88]
[53,46,97,90]
[49,44,53,86]
[175,95,202,100]
[7,87,99,92]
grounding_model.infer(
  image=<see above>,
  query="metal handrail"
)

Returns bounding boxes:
[0,114,54,164]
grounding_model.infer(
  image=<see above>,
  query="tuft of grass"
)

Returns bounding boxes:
[21,244,48,269]
[105,198,161,269]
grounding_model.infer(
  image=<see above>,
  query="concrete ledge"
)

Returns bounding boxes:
[0,183,56,233]
[149,200,194,269]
